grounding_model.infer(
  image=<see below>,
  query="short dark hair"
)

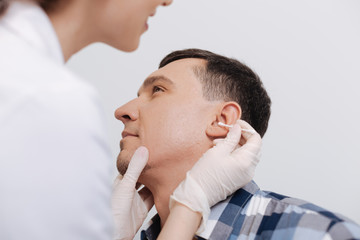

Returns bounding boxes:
[159,48,271,137]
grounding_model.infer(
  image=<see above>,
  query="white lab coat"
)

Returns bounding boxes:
[0,1,113,239]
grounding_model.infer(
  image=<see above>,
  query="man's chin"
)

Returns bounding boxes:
[116,149,151,176]
[116,151,131,175]
[117,161,128,176]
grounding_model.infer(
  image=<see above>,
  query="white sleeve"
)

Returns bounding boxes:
[0,74,114,240]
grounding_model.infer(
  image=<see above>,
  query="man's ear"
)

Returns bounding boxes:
[206,102,242,138]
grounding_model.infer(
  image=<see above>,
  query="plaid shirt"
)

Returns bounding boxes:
[141,181,360,240]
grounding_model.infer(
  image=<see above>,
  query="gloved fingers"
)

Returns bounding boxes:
[231,142,261,169]
[113,174,124,186]
[213,120,254,147]
[237,120,260,140]
[232,139,262,160]
[214,122,242,153]
[213,138,224,146]
[122,146,149,187]
[138,186,154,212]
[239,135,262,154]
[237,120,261,149]
[112,175,126,196]
[112,175,124,199]
[230,121,261,165]
[213,138,242,151]
[236,147,261,163]
[239,136,246,146]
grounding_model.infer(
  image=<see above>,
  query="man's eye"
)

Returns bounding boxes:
[152,86,164,94]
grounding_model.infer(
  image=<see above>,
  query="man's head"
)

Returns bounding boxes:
[159,49,271,137]
[115,48,271,187]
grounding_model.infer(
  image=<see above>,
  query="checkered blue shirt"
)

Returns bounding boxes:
[141,181,360,240]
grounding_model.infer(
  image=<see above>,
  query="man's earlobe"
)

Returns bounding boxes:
[205,102,241,138]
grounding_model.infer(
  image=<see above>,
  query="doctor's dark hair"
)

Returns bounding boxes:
[159,48,271,137]
[0,0,59,16]
[0,0,9,15]
[38,0,60,12]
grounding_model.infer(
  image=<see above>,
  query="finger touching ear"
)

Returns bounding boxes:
[206,102,241,138]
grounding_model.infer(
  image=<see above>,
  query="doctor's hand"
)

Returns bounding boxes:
[169,120,261,233]
[112,147,154,240]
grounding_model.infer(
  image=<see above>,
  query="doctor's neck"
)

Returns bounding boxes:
[46,1,101,62]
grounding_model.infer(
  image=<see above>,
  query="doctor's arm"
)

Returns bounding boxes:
[158,202,201,240]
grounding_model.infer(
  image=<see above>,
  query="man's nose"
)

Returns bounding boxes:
[114,99,139,123]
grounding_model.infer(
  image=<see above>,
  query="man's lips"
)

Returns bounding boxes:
[121,131,139,139]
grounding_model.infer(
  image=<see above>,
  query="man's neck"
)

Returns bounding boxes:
[153,186,173,227]
[140,141,213,228]
[142,170,187,227]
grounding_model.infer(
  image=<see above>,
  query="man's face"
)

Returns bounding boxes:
[115,59,217,177]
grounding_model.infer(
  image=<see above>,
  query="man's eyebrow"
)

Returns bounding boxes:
[137,75,174,96]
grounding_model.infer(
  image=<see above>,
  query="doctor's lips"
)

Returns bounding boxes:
[145,12,156,30]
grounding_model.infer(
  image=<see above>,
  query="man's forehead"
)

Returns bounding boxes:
[140,58,205,87]
[159,57,206,74]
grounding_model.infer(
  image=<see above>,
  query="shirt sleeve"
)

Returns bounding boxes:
[0,70,114,240]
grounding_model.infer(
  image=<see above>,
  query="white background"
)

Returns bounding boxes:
[67,0,360,234]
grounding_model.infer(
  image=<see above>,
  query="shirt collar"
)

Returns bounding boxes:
[1,1,64,64]
[141,214,161,240]
[141,181,260,240]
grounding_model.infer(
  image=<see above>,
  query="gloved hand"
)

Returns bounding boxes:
[169,120,262,233]
[112,146,154,240]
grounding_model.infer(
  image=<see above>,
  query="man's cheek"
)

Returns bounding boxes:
[143,137,171,167]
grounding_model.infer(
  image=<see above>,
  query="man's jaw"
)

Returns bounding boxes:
[116,152,129,175]
[116,146,151,176]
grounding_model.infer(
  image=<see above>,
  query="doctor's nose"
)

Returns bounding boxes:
[114,100,139,123]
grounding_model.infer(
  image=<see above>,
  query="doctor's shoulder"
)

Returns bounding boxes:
[0,32,104,134]
[0,32,100,103]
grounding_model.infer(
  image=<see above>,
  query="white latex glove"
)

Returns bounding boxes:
[112,146,154,240]
[169,120,261,233]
